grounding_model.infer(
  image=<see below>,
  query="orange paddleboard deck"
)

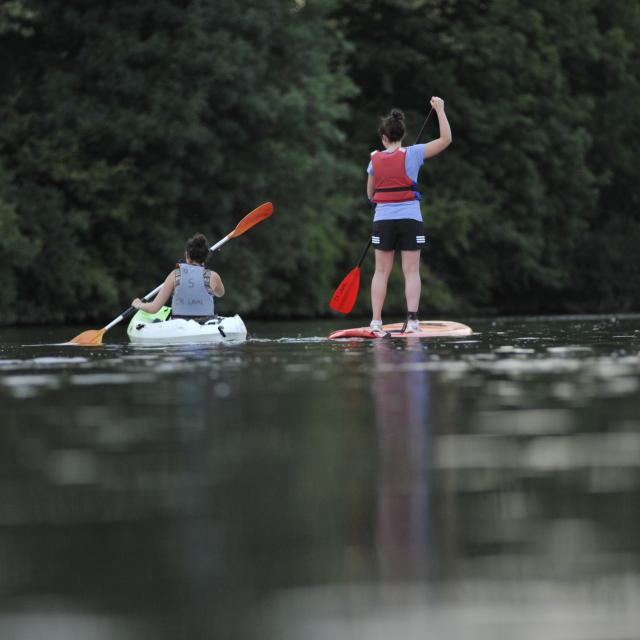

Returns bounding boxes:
[328,320,473,340]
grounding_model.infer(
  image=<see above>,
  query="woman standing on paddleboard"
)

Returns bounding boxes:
[367,97,451,332]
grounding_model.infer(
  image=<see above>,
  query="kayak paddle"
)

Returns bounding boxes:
[329,108,434,314]
[68,201,274,346]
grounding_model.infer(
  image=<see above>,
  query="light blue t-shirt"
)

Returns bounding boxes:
[367,143,425,222]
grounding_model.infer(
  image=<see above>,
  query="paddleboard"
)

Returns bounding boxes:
[328,320,472,340]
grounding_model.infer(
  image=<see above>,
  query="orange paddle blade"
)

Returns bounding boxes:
[67,328,106,346]
[228,202,273,239]
[329,267,361,314]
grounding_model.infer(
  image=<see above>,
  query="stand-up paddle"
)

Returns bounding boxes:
[329,108,434,314]
[68,202,273,346]
[329,238,371,314]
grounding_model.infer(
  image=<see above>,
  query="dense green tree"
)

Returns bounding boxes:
[0,0,35,36]
[334,0,609,315]
[1,0,639,324]
[0,0,355,323]
[565,1,640,312]
[0,0,36,319]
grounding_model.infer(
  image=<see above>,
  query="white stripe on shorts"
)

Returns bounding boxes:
[416,235,426,244]
[372,235,380,244]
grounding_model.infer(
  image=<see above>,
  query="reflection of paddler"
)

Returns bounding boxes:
[367,97,452,333]
[372,340,433,579]
[131,233,224,323]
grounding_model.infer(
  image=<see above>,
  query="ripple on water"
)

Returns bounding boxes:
[0,359,24,369]
[1,374,61,398]
[0,356,90,371]
[494,345,536,354]
[31,357,90,365]
[67,373,156,386]
[546,346,594,355]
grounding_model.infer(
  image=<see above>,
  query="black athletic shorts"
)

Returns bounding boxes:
[371,219,426,251]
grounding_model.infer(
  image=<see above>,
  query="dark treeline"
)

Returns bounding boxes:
[0,0,638,324]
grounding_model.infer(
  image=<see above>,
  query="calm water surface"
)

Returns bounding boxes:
[1,316,639,639]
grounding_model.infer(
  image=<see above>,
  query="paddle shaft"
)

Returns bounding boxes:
[414,107,434,147]
[355,238,372,268]
[102,234,234,331]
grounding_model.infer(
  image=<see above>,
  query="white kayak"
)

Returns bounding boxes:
[127,306,247,345]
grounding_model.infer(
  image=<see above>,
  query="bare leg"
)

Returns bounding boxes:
[371,249,395,321]
[401,249,421,313]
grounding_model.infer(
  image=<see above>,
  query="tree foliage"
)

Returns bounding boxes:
[0,0,639,323]
[334,0,639,316]
[0,0,355,323]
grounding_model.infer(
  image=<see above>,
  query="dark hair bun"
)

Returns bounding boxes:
[378,108,407,143]
[186,232,209,263]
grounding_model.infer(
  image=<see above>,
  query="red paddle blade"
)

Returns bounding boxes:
[228,202,273,239]
[329,267,361,314]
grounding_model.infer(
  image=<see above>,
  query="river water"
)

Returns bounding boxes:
[1,316,639,639]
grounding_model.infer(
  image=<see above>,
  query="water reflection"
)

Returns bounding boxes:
[372,340,432,580]
[0,318,639,639]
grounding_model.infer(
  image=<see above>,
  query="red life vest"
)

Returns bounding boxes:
[371,148,419,204]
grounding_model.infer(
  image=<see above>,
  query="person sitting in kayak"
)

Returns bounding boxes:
[367,97,451,332]
[131,233,224,322]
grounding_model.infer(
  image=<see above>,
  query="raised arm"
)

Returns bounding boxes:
[424,96,452,159]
